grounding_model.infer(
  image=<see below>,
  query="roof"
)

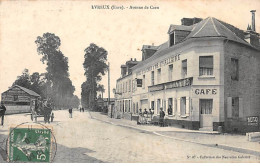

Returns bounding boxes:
[184,17,250,46]
[168,24,194,33]
[132,17,257,70]
[142,45,159,50]
[5,85,41,97]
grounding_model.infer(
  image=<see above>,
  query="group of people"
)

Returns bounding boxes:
[137,107,168,127]
[79,107,85,112]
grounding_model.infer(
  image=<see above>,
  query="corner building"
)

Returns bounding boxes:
[115,16,260,132]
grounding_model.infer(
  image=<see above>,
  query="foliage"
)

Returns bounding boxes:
[81,43,108,110]
[35,32,78,109]
[12,69,46,97]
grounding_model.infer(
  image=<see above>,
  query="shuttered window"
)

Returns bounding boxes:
[199,56,213,76]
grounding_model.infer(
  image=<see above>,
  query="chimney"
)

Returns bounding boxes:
[251,10,256,31]
[131,58,133,61]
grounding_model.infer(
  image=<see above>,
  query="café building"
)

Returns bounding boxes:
[116,14,260,132]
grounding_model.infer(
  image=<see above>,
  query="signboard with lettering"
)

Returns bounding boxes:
[136,53,180,76]
[149,77,193,92]
[247,116,259,126]
[136,79,142,87]
[194,89,217,95]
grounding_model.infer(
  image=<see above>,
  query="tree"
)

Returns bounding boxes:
[97,84,105,99]
[82,43,108,110]
[35,33,76,109]
[12,69,46,97]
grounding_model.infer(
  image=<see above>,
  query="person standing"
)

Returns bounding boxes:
[79,107,82,112]
[167,105,173,115]
[159,107,165,127]
[0,102,6,126]
[69,108,73,118]
[82,108,84,112]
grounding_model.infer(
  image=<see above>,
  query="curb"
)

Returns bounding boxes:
[89,111,260,157]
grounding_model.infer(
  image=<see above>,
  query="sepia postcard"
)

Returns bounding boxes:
[0,0,260,164]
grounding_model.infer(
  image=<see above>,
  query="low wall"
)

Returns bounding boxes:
[5,105,31,115]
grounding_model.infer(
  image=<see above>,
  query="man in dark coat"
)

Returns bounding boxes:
[0,102,6,126]
[159,107,165,127]
[69,108,73,118]
[82,108,84,112]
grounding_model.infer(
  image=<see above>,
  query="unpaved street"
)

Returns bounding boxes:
[0,110,258,162]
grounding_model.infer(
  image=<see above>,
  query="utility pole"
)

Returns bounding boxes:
[108,62,111,118]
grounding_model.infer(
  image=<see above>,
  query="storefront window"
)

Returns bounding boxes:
[200,99,213,114]
[199,56,213,76]
[151,101,154,110]
[168,98,173,115]
[180,97,186,116]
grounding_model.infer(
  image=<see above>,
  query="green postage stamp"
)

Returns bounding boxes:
[8,124,53,162]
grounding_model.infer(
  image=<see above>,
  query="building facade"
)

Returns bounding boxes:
[115,14,260,132]
[1,85,40,114]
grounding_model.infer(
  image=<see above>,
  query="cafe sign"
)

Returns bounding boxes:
[247,116,259,126]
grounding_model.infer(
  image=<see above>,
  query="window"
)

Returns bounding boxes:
[182,60,187,77]
[231,58,239,80]
[200,99,213,114]
[157,68,161,84]
[157,99,161,114]
[129,80,131,92]
[14,95,18,101]
[199,56,213,76]
[151,71,154,86]
[169,32,175,46]
[143,75,145,89]
[168,98,173,115]
[168,64,173,81]
[125,82,128,93]
[232,97,239,118]
[151,101,155,110]
[180,97,186,116]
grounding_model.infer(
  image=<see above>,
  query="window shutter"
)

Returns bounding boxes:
[177,98,181,116]
[239,98,243,118]
[186,97,190,116]
[227,97,232,118]
[173,98,176,116]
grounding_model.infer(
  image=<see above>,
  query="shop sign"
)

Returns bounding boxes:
[194,89,217,95]
[136,79,142,87]
[137,53,180,76]
[247,116,259,126]
[149,84,164,92]
[165,77,192,89]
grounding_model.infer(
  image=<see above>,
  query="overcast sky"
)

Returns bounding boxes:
[0,0,259,99]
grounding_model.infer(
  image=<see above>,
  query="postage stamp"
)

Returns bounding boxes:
[7,123,56,162]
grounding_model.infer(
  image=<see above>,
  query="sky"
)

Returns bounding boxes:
[0,0,260,99]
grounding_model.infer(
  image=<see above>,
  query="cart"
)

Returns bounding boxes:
[30,99,54,123]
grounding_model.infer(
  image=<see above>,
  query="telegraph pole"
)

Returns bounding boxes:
[108,62,111,105]
[108,62,112,118]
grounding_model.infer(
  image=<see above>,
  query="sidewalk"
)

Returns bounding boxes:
[89,111,260,156]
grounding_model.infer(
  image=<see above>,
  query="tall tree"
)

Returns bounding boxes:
[35,33,76,109]
[82,43,108,109]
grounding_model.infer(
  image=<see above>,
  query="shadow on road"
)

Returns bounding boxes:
[54,144,104,163]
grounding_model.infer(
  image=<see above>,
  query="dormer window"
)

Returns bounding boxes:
[169,32,175,47]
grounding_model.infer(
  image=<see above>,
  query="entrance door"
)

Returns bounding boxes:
[199,99,213,129]
[141,99,148,111]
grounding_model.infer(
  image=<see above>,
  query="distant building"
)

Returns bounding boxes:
[97,97,115,108]
[115,12,260,133]
[1,85,40,114]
